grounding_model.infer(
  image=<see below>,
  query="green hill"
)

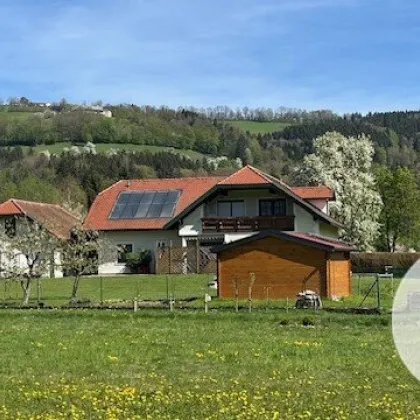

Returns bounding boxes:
[228,120,291,134]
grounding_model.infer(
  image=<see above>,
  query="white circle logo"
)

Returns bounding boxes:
[392,259,420,381]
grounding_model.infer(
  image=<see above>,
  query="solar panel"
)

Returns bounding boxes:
[109,190,180,219]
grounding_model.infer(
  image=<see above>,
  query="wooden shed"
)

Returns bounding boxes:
[212,230,355,300]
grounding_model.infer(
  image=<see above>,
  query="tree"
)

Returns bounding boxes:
[61,226,116,301]
[375,167,420,251]
[0,217,58,305]
[299,131,382,250]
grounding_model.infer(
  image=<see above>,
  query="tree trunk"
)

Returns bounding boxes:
[20,279,31,306]
[71,275,80,299]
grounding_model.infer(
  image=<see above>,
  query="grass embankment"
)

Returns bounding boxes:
[0,310,418,419]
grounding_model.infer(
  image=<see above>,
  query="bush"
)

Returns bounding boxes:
[351,252,420,275]
[125,250,153,273]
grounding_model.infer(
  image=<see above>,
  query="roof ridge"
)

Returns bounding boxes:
[292,186,333,190]
[10,199,25,214]
[12,198,60,207]
[218,165,271,185]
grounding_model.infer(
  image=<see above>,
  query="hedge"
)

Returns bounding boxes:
[351,252,420,275]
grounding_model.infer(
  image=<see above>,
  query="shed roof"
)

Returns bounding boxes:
[211,230,356,253]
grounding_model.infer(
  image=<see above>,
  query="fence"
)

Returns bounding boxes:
[0,271,400,312]
[0,274,217,308]
[155,244,217,274]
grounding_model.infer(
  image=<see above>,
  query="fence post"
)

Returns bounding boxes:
[248,273,256,313]
[37,277,42,302]
[376,274,381,310]
[265,287,269,312]
[133,298,138,312]
[166,274,169,302]
[100,276,104,306]
[196,240,200,274]
[168,246,172,275]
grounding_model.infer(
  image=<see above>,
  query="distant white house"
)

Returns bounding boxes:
[0,199,79,278]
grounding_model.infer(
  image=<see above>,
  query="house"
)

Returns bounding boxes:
[212,230,355,299]
[0,199,80,278]
[83,165,351,281]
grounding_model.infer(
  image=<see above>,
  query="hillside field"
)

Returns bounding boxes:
[229,120,291,134]
[14,142,207,160]
[0,309,418,419]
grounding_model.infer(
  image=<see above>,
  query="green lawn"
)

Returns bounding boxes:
[229,120,292,134]
[16,142,206,160]
[0,310,418,419]
[0,274,216,306]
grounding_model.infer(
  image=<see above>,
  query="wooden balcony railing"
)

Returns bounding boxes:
[202,216,295,233]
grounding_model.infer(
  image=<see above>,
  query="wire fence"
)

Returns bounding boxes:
[0,272,401,311]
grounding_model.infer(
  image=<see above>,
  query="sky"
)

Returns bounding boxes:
[1,0,420,113]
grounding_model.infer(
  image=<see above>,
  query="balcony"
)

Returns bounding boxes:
[202,216,295,233]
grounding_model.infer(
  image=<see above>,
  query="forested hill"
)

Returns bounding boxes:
[0,101,420,211]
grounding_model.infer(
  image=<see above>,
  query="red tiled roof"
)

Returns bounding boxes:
[218,166,271,185]
[212,230,355,253]
[0,200,22,216]
[287,232,354,252]
[290,187,334,200]
[83,177,225,231]
[0,199,80,239]
[83,165,339,231]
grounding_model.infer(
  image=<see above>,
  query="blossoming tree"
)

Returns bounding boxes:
[299,131,382,250]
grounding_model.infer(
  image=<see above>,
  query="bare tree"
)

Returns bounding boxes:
[61,226,116,301]
[0,218,58,305]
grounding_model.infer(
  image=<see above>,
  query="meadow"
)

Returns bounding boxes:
[19,142,206,160]
[0,309,419,419]
[229,120,291,134]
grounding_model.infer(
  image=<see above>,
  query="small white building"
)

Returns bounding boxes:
[83,165,340,275]
[0,199,80,278]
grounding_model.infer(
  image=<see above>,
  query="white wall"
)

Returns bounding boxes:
[224,232,256,243]
[178,206,204,238]
[307,199,329,214]
[293,203,319,234]
[99,230,181,274]
[0,216,63,278]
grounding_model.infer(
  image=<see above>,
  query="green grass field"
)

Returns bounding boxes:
[0,310,419,419]
[229,120,291,134]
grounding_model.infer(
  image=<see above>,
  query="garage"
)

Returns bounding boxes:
[212,230,355,300]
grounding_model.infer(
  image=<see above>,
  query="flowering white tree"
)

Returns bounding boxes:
[61,226,116,301]
[0,218,58,305]
[299,131,382,250]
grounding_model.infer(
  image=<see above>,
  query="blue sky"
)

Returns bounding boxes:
[1,0,419,113]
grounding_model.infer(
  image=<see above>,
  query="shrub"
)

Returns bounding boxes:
[351,252,420,275]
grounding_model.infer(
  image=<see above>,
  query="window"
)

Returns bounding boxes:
[5,217,16,238]
[117,244,133,263]
[259,199,286,216]
[217,201,245,217]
